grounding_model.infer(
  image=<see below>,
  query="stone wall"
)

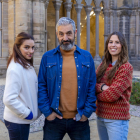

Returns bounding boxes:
[0,1,8,78]
[130,11,136,57]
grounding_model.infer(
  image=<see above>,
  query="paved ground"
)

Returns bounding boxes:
[0,115,140,140]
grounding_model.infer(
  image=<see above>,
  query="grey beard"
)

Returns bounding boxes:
[60,42,75,51]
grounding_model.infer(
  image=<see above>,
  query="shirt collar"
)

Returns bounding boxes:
[53,44,81,54]
[112,60,117,66]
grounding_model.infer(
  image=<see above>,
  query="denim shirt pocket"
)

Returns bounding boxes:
[46,63,57,79]
[82,62,90,79]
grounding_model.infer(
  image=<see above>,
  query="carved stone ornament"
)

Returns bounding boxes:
[84,5,92,15]
[42,0,50,8]
[110,0,114,9]
[94,8,101,15]
[74,4,83,13]
[52,0,62,11]
[110,10,114,16]
[117,11,121,17]
[133,2,138,8]
[123,0,128,6]
[120,10,131,16]
[103,10,109,17]
[75,0,82,4]
[131,10,136,16]
[85,0,92,5]
[64,2,72,11]
[136,10,140,16]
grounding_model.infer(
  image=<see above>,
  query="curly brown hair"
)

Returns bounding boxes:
[7,32,34,69]
[97,31,129,83]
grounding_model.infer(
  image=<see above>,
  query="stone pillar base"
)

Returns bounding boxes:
[94,60,101,70]
[94,55,102,61]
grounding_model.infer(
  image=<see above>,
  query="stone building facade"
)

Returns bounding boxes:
[0,0,140,77]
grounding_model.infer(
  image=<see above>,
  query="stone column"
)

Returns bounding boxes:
[64,0,72,18]
[114,0,117,9]
[43,0,50,52]
[8,0,16,55]
[32,0,46,70]
[74,2,83,47]
[117,11,121,31]
[110,10,113,33]
[52,0,62,47]
[15,0,30,34]
[84,4,92,52]
[1,0,9,58]
[103,9,109,47]
[136,10,139,57]
[119,10,131,57]
[94,8,101,61]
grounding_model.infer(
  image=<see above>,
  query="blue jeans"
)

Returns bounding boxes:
[97,117,129,140]
[4,120,30,140]
[43,118,90,140]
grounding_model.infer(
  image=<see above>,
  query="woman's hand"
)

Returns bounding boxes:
[102,85,109,91]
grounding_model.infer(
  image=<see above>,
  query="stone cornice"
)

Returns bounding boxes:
[41,0,50,8]
[74,4,83,13]
[120,10,131,16]
[93,7,101,15]
[84,5,92,15]
[52,0,62,11]
[64,2,73,12]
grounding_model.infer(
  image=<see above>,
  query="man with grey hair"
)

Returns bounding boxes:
[38,17,96,140]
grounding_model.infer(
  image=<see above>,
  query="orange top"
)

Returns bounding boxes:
[59,46,78,119]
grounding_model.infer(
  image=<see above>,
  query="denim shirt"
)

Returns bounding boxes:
[38,45,97,119]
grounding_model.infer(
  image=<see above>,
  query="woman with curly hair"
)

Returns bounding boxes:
[96,31,133,140]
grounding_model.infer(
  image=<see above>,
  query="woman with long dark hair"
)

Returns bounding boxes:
[96,31,133,140]
[3,32,40,140]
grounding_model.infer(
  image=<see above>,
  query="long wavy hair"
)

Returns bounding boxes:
[97,31,129,83]
[7,32,34,69]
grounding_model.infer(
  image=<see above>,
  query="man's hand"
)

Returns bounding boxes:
[102,85,109,91]
[79,115,88,122]
[46,112,62,121]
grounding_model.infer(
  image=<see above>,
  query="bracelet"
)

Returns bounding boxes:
[101,84,106,91]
